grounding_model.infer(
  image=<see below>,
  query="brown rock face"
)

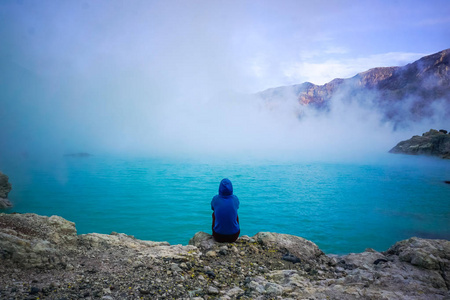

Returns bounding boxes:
[257,48,450,125]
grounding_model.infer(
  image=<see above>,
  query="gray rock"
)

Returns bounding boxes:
[386,237,450,270]
[188,288,203,298]
[189,231,216,250]
[264,282,283,296]
[206,286,219,295]
[339,250,387,270]
[226,287,244,297]
[389,129,450,159]
[0,198,12,209]
[248,280,265,293]
[253,232,328,264]
[0,171,12,199]
[170,263,183,272]
[0,213,77,268]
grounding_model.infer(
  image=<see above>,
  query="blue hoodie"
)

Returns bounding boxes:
[211,178,240,235]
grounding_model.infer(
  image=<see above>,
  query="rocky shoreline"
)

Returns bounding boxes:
[389,129,450,159]
[0,213,449,299]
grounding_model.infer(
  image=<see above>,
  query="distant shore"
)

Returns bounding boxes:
[390,129,450,159]
[0,212,449,299]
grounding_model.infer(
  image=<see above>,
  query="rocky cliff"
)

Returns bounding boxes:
[1,213,449,299]
[389,129,450,159]
[0,171,12,209]
[258,49,450,126]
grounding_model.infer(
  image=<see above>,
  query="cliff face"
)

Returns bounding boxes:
[1,213,449,299]
[389,129,450,159]
[257,49,450,126]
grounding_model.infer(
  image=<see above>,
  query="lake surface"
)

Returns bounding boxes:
[2,154,449,254]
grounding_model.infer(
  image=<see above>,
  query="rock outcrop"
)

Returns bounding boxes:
[0,213,77,269]
[0,171,12,209]
[1,213,449,299]
[389,129,450,159]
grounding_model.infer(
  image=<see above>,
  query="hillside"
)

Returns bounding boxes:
[257,49,450,126]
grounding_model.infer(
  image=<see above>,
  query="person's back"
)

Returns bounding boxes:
[211,178,240,242]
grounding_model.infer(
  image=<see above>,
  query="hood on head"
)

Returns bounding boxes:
[219,178,233,196]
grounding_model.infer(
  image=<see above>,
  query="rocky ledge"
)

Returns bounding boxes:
[0,171,13,209]
[0,213,449,299]
[389,129,450,159]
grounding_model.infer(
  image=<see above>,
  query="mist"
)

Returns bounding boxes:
[1,1,449,163]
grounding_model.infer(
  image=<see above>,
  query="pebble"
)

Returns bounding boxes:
[249,281,265,293]
[205,270,216,278]
[207,286,220,294]
[180,262,188,269]
[139,289,150,295]
[226,287,244,297]
[249,245,259,253]
[206,250,217,257]
[171,263,183,272]
[188,288,203,298]
[204,265,212,272]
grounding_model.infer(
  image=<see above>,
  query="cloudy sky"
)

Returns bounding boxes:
[0,0,449,157]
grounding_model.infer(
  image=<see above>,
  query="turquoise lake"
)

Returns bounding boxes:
[1,154,449,254]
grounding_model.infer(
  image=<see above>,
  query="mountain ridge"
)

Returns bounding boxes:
[257,48,450,126]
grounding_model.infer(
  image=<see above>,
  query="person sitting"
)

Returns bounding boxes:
[211,178,240,242]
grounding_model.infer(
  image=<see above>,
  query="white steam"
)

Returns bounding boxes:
[1,1,449,162]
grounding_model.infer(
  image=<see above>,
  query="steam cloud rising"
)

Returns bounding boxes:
[1,1,448,162]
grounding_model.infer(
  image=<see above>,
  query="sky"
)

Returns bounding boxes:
[0,0,449,159]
